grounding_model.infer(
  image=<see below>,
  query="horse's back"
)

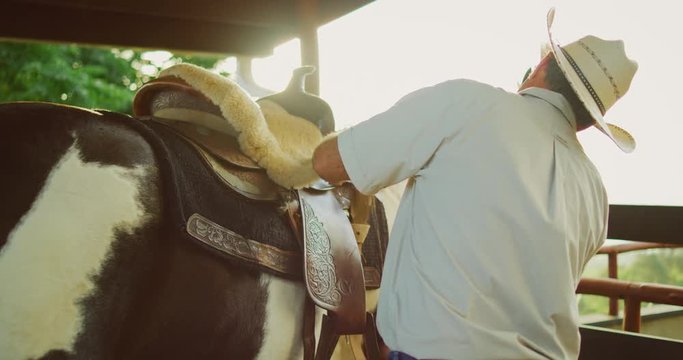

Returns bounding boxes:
[0,102,163,359]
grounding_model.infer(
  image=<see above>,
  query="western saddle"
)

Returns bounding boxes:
[132,64,385,360]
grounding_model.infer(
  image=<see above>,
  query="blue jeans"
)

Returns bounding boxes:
[388,351,418,360]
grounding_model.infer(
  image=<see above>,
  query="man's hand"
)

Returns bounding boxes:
[312,136,350,185]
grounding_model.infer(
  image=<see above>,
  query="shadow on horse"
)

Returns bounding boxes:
[0,65,397,360]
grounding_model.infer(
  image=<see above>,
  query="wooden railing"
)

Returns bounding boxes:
[593,241,681,316]
[577,277,683,332]
[577,205,683,359]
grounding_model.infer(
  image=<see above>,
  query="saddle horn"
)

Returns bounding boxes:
[257,66,335,135]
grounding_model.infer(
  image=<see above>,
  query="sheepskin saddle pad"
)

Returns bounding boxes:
[135,63,322,190]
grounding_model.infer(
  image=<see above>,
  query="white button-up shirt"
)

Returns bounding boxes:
[338,80,608,359]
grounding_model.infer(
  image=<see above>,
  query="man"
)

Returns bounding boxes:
[311,9,638,360]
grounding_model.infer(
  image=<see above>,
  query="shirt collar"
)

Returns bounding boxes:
[519,87,577,130]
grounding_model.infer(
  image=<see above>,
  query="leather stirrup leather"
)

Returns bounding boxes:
[297,189,366,334]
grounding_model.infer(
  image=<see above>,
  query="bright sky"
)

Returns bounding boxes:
[245,0,682,206]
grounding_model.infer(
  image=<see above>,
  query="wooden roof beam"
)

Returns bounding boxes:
[0,2,291,56]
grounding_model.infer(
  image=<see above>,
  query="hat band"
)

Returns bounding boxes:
[577,40,621,99]
[560,47,606,114]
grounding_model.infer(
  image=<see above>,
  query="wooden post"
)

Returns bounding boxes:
[608,252,619,316]
[623,297,641,333]
[298,0,320,95]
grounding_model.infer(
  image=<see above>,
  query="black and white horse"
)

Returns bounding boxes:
[0,102,401,360]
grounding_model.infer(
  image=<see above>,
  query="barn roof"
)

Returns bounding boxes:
[0,0,373,56]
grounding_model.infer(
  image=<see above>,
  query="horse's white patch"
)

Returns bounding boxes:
[257,274,331,360]
[256,274,310,360]
[256,276,382,360]
[0,145,149,360]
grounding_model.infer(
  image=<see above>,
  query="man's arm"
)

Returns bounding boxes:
[312,137,350,185]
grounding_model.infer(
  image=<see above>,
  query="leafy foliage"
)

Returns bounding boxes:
[620,249,683,285]
[0,41,226,113]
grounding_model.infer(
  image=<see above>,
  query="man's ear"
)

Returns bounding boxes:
[521,53,553,86]
[521,67,533,83]
[536,53,554,70]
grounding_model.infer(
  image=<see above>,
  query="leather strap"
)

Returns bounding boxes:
[363,312,382,360]
[350,190,374,225]
[350,189,374,251]
[303,296,316,360]
[315,314,341,360]
[297,189,366,334]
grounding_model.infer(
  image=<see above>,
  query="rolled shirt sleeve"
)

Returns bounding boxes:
[338,80,476,194]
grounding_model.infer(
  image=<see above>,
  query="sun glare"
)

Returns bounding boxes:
[248,0,682,206]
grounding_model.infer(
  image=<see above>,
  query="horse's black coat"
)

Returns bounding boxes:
[2,103,269,359]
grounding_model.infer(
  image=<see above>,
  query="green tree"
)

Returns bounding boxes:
[620,249,683,286]
[0,41,226,113]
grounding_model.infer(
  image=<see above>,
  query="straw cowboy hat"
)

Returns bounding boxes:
[546,8,638,152]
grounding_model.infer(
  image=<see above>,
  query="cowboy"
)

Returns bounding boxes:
[311,8,638,360]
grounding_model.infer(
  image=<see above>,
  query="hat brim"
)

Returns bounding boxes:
[546,8,635,153]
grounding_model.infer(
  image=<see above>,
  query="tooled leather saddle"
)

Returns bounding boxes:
[132,68,388,360]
